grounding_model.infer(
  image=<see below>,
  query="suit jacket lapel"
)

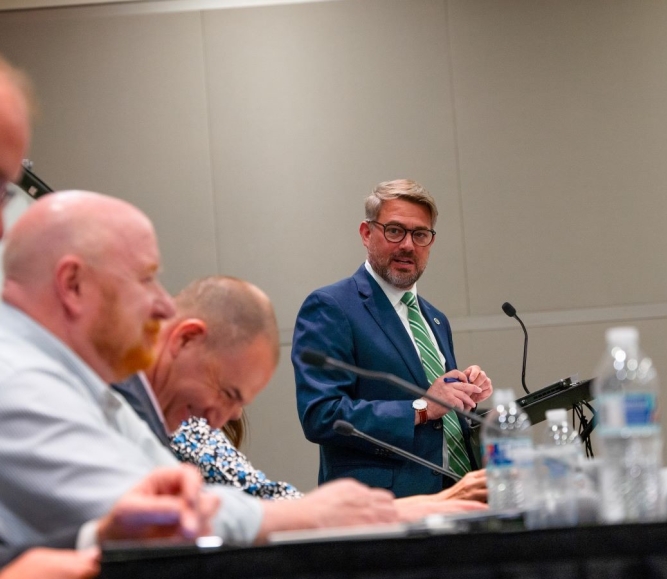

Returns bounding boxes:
[353,266,429,388]
[112,373,171,447]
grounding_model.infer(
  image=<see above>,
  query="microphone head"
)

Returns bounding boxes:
[300,349,328,367]
[333,420,355,436]
[501,302,517,318]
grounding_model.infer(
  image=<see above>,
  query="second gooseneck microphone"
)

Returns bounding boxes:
[333,420,461,481]
[502,301,530,394]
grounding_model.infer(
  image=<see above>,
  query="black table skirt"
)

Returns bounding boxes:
[99,521,667,579]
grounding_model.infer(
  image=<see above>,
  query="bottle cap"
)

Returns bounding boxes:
[545,408,567,424]
[605,326,639,348]
[492,389,515,407]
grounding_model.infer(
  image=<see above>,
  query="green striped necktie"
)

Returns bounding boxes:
[401,291,471,477]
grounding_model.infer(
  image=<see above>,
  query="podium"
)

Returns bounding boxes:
[515,377,594,425]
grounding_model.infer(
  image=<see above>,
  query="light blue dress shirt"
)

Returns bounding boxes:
[0,302,263,547]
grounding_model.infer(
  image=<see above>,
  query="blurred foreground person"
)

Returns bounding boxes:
[0,54,219,579]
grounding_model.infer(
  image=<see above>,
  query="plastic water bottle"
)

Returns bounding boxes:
[534,408,582,527]
[593,326,662,523]
[482,389,534,511]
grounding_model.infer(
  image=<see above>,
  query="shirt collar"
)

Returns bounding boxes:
[0,301,115,408]
[364,260,418,307]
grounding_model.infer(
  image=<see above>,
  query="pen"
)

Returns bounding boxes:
[443,377,468,384]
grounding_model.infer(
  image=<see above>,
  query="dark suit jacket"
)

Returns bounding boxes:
[292,265,478,498]
[112,374,171,447]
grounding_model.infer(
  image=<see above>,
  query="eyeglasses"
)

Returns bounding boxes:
[0,179,15,208]
[367,220,436,247]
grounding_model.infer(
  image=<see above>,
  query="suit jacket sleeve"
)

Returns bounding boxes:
[293,290,419,456]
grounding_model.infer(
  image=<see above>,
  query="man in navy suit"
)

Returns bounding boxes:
[292,179,493,499]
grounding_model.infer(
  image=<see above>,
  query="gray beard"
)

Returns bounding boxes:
[370,259,422,290]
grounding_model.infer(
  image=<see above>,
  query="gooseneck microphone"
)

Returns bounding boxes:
[300,350,496,431]
[501,302,530,394]
[333,420,461,481]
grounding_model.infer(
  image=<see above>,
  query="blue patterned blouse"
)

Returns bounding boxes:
[171,417,303,500]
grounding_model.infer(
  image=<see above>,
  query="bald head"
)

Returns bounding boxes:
[3,191,154,289]
[174,276,279,362]
[2,190,175,383]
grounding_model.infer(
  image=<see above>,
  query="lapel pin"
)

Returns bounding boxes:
[433,318,440,325]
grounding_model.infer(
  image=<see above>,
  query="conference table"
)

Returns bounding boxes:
[99,516,667,579]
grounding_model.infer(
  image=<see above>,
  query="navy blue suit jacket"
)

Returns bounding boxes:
[112,374,171,447]
[292,265,478,498]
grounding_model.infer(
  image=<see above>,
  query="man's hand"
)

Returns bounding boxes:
[256,479,398,542]
[96,464,219,542]
[395,498,487,522]
[298,479,398,528]
[423,370,481,419]
[0,548,99,579]
[435,469,487,503]
[463,366,493,405]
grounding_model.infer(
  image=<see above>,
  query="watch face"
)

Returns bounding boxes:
[412,399,427,411]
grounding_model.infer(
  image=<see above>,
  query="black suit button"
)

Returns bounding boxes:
[432,420,443,430]
[431,470,441,476]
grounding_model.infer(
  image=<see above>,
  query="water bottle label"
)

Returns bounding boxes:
[543,456,569,479]
[599,392,657,430]
[484,439,533,468]
[625,393,656,425]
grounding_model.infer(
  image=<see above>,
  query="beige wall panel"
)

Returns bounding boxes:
[448,0,667,315]
[202,0,467,330]
[244,344,319,492]
[0,10,218,293]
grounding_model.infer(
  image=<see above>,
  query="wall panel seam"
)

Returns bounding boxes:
[279,302,667,345]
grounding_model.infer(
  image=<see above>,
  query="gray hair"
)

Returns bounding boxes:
[364,179,438,227]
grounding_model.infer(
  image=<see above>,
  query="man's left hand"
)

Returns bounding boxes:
[463,366,493,404]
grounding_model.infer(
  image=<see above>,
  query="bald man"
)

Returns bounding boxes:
[0,190,398,550]
[142,275,279,434]
[0,56,222,578]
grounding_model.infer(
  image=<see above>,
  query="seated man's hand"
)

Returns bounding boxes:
[97,464,219,542]
[464,366,493,405]
[257,478,398,542]
[298,479,398,528]
[0,548,99,579]
[436,469,487,503]
[395,498,487,522]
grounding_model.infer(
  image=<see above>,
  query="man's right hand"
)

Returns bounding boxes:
[424,370,481,420]
[96,464,219,542]
[298,479,398,528]
[434,469,487,503]
[257,479,398,542]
